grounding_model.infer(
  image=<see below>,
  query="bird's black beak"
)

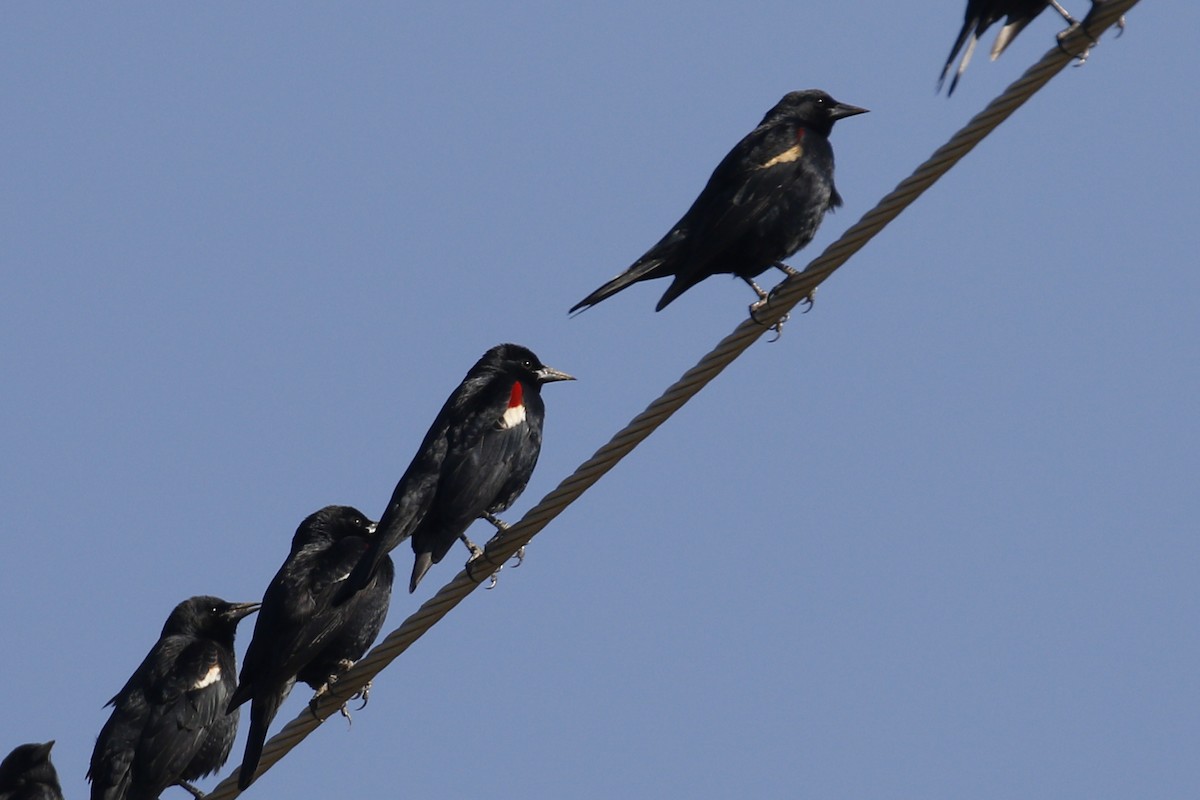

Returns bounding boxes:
[830,102,869,120]
[222,601,262,622]
[535,366,576,384]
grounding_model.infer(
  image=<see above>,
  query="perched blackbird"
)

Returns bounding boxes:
[348,343,574,594]
[88,596,259,800]
[940,0,1079,95]
[570,90,866,315]
[229,505,394,789]
[0,741,63,800]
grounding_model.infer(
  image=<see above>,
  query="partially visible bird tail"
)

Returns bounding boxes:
[238,692,284,790]
[409,551,434,594]
[990,18,1034,60]
[939,16,978,95]
[569,257,668,314]
[344,539,386,596]
[940,31,980,96]
[227,680,252,714]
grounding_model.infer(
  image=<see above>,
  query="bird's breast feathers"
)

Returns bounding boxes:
[497,381,526,429]
[191,662,223,691]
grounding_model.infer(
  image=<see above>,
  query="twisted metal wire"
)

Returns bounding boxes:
[206,3,1137,794]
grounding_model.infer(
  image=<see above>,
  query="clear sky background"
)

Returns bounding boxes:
[2,3,1196,798]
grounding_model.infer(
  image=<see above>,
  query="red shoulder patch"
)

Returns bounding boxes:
[507,381,524,409]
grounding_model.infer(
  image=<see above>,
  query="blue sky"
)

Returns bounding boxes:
[2,2,1196,798]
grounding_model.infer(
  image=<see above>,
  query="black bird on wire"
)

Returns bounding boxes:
[87,596,259,800]
[569,89,866,319]
[229,505,394,790]
[0,742,63,800]
[939,0,1080,95]
[346,343,574,595]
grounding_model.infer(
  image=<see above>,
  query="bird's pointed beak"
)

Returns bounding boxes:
[536,366,576,384]
[365,521,379,535]
[830,102,869,120]
[223,601,262,622]
[34,741,55,759]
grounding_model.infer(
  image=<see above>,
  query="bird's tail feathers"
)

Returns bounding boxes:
[238,692,284,790]
[344,541,387,596]
[227,681,252,714]
[991,18,1032,60]
[409,551,435,594]
[945,34,980,96]
[569,257,667,315]
[939,19,977,94]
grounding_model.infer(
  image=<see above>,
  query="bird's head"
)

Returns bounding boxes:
[764,89,868,137]
[163,596,261,638]
[483,343,575,387]
[0,741,57,784]
[293,505,377,550]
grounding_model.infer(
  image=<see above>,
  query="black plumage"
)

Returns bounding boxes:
[570,90,866,314]
[87,596,258,800]
[347,343,574,594]
[229,505,394,789]
[0,742,63,800]
[940,0,1079,95]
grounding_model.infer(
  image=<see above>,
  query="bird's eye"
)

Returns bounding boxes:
[522,359,533,369]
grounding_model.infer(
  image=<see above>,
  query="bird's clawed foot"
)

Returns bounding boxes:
[177,781,206,800]
[352,678,372,711]
[464,540,502,589]
[1055,24,1093,64]
[509,544,526,568]
[749,298,788,341]
[746,277,779,331]
[1059,0,1125,65]
[770,261,813,313]
[307,661,368,725]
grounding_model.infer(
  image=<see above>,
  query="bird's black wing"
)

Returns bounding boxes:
[135,637,231,794]
[346,427,446,592]
[275,536,372,678]
[692,123,825,256]
[432,404,540,562]
[89,645,163,800]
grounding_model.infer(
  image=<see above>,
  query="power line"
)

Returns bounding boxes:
[207,2,1138,794]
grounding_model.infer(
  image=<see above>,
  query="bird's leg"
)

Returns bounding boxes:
[177,781,206,800]
[481,512,509,531]
[744,276,770,311]
[482,512,525,568]
[1047,0,1078,24]
[458,531,484,560]
[770,261,816,313]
